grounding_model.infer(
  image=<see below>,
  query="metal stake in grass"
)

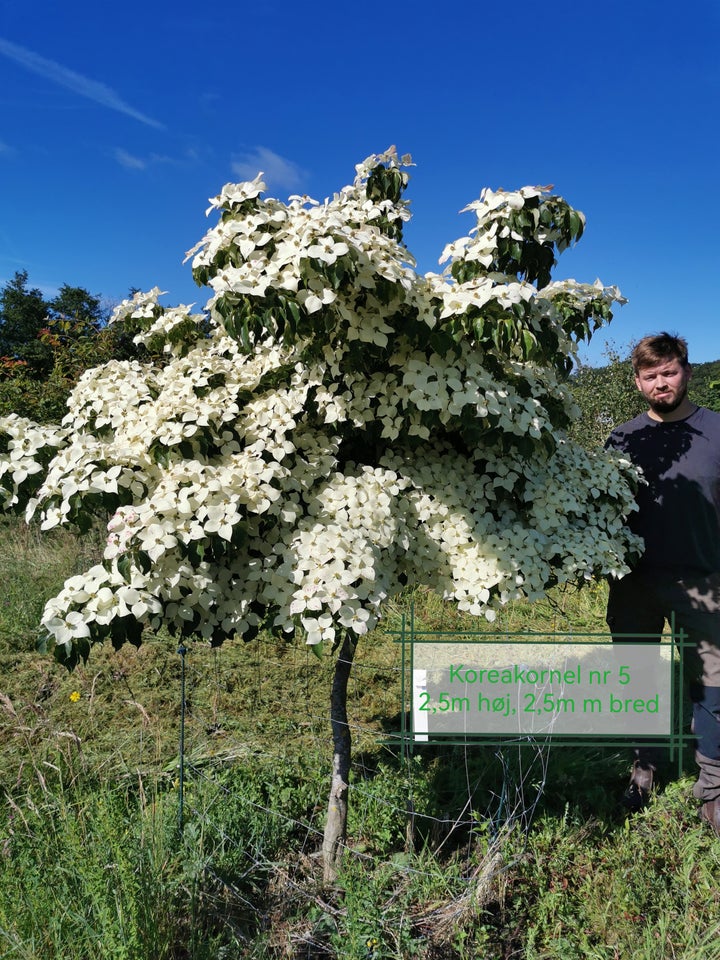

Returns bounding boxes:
[177,643,187,832]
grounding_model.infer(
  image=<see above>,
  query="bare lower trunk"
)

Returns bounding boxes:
[322,631,356,885]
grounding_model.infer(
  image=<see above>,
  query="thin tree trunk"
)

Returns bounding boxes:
[322,630,356,885]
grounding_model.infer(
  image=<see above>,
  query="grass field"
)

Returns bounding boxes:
[1,515,719,959]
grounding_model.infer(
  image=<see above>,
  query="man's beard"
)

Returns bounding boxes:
[648,385,688,415]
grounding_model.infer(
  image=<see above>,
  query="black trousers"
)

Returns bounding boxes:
[607,569,720,801]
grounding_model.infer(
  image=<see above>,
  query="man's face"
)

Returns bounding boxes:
[634,358,692,415]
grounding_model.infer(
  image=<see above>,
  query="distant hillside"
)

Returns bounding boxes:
[688,358,720,410]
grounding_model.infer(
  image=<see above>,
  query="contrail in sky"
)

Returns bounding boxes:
[0,36,164,129]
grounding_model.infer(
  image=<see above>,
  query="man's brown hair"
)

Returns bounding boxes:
[631,332,689,374]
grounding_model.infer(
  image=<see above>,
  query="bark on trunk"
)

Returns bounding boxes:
[322,630,356,885]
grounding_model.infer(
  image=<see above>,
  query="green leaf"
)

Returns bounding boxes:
[568,210,583,241]
[150,443,171,468]
[472,316,486,340]
[240,318,251,352]
[117,554,132,582]
[287,299,301,326]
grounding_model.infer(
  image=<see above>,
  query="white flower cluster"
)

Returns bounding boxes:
[0,149,640,662]
[188,149,415,350]
[439,186,545,268]
[43,563,162,647]
[110,287,209,356]
[0,415,67,507]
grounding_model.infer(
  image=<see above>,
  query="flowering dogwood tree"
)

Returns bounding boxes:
[0,148,640,880]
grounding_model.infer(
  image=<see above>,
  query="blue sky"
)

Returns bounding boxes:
[0,0,718,367]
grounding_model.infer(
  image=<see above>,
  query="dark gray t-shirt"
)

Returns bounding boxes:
[607,406,720,576]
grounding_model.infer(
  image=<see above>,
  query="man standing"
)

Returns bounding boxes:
[606,332,720,832]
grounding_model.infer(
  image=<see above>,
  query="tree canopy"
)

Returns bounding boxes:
[0,272,109,375]
[0,149,640,668]
[0,271,54,378]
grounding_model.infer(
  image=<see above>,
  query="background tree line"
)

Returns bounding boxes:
[0,270,143,423]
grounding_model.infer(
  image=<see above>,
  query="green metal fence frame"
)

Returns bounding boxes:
[394,607,694,777]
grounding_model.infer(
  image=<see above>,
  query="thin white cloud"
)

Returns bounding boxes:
[0,36,164,130]
[113,148,188,171]
[231,147,304,190]
[114,148,147,170]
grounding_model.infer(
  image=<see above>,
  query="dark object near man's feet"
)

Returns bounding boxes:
[700,799,720,836]
[622,760,655,812]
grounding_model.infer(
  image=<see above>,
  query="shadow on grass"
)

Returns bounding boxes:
[361,709,700,848]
